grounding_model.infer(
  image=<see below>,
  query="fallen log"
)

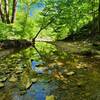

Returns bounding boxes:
[0,39,33,49]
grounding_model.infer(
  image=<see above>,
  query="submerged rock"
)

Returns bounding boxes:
[0,82,4,88]
[25,81,32,89]
[16,70,23,74]
[31,78,38,83]
[20,90,27,95]
[67,71,75,76]
[25,78,37,89]
[15,67,23,74]
[46,95,55,100]
[77,82,83,87]
[77,81,86,87]
[76,63,88,69]
[31,60,48,74]
[0,76,7,82]
[9,75,17,82]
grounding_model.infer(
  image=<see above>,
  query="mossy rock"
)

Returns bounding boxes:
[31,78,38,83]
[16,70,23,74]
[0,82,4,88]
[9,75,17,82]
[25,81,32,89]
[0,76,7,82]
[20,90,27,95]
[67,71,75,76]
[25,78,38,89]
[46,95,55,100]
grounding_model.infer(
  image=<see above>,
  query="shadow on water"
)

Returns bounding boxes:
[0,41,100,100]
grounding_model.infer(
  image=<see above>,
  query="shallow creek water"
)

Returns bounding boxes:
[0,41,100,100]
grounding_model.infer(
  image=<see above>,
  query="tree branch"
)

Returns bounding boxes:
[32,9,62,41]
[33,17,54,41]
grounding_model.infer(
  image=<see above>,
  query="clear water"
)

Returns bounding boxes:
[0,41,100,100]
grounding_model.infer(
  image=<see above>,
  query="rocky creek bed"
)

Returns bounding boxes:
[0,41,100,100]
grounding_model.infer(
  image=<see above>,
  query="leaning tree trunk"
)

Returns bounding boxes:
[0,0,5,22]
[32,18,54,42]
[11,0,17,23]
[4,0,10,24]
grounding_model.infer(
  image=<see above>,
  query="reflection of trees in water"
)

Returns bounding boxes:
[33,46,49,65]
[0,47,38,99]
[0,43,100,100]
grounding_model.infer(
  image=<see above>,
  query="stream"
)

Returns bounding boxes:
[0,41,100,100]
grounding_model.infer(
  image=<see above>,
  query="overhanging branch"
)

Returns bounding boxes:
[33,17,54,40]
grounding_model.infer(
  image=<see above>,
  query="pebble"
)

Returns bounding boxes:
[67,71,75,76]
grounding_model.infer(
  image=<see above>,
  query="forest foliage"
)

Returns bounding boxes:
[0,0,99,40]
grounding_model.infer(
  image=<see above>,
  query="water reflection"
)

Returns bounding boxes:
[0,42,100,100]
[18,82,57,100]
[31,60,47,74]
[31,46,51,74]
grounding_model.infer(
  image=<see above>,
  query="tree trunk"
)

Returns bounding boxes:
[0,0,5,22]
[4,0,10,24]
[11,0,17,23]
[91,0,96,37]
[98,3,100,33]
[33,28,43,41]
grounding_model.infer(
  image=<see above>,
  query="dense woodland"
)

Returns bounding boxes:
[0,0,99,42]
